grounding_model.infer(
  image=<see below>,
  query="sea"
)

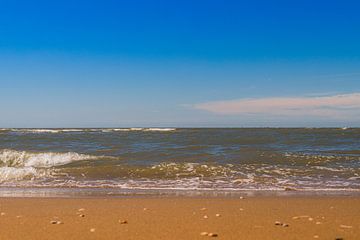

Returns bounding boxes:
[0,128,359,197]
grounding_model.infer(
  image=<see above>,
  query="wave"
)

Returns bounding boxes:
[4,128,177,133]
[144,128,176,132]
[0,149,102,168]
[0,167,38,182]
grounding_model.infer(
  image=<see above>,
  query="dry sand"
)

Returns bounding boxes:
[0,196,359,239]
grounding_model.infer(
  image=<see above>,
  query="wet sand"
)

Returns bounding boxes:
[0,196,359,239]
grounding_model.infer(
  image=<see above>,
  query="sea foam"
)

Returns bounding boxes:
[0,149,99,168]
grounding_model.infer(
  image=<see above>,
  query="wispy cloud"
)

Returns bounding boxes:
[194,93,360,119]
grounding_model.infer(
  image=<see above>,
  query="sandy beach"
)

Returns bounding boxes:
[0,196,359,240]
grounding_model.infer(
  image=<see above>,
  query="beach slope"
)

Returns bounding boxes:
[0,196,359,240]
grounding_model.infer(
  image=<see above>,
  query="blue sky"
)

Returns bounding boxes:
[0,0,359,127]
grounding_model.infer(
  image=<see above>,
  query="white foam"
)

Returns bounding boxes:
[0,149,99,168]
[60,129,83,132]
[6,128,177,133]
[130,128,145,131]
[0,167,37,182]
[144,128,176,132]
[111,128,131,131]
[12,129,61,133]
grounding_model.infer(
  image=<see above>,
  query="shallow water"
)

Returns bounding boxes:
[0,128,359,194]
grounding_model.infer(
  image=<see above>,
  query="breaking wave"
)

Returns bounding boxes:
[0,149,101,168]
[2,128,177,134]
[0,167,38,181]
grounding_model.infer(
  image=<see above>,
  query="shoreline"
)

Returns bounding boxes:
[1,187,360,198]
[0,195,359,239]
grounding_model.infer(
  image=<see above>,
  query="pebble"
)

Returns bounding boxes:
[313,235,319,239]
[78,208,85,212]
[215,214,221,217]
[308,217,314,221]
[239,196,244,199]
[316,221,322,225]
[292,215,310,220]
[79,214,85,217]
[50,220,63,225]
[340,225,352,229]
[0,212,5,216]
[203,215,208,219]
[119,220,128,224]
[200,231,218,237]
[208,233,218,237]
[90,228,96,232]
[143,208,148,211]
[239,208,244,211]
[275,221,289,227]
[200,208,207,211]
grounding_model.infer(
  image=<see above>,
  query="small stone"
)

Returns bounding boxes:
[203,215,208,219]
[239,196,244,199]
[275,221,282,226]
[78,208,85,212]
[90,228,96,232]
[143,208,148,211]
[313,235,319,239]
[215,213,221,217]
[282,223,289,227]
[50,220,63,225]
[208,233,218,237]
[79,214,85,217]
[340,224,352,229]
[308,217,314,221]
[239,208,244,211]
[316,221,322,225]
[200,232,209,236]
[0,212,5,216]
[200,208,207,211]
[292,215,310,220]
[119,220,128,224]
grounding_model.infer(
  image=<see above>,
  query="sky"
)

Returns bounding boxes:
[0,0,360,127]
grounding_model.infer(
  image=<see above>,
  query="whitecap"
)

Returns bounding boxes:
[0,149,100,168]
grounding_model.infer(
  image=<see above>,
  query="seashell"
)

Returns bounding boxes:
[208,233,218,237]
[50,220,63,225]
[340,224,353,229]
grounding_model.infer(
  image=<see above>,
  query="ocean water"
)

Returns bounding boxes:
[0,128,359,195]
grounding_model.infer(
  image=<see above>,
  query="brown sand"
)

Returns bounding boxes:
[0,196,359,239]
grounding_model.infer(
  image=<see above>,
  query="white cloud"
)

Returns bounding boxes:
[194,93,360,119]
